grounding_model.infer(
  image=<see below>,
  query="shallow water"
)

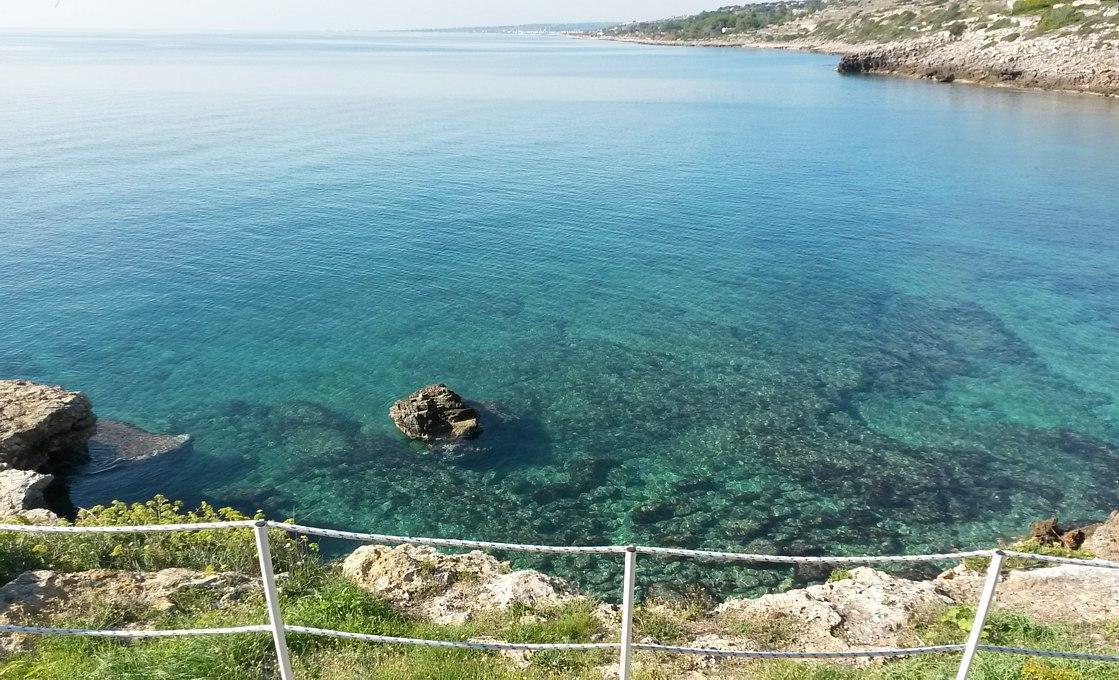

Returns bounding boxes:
[2,31,1118,596]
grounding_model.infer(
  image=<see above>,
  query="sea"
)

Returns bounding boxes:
[2,31,1117,595]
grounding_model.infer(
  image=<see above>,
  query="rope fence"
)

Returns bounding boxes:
[3,519,1119,680]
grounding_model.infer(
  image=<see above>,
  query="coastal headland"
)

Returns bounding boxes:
[587,0,1119,96]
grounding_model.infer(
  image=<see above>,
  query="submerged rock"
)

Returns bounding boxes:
[88,419,192,463]
[0,380,96,471]
[388,384,482,443]
[341,543,581,624]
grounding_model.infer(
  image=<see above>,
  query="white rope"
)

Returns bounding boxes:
[6,521,1118,570]
[978,645,1119,662]
[0,520,256,534]
[999,550,1119,570]
[0,624,270,637]
[270,522,625,555]
[634,545,994,564]
[284,625,617,651]
[632,642,967,658]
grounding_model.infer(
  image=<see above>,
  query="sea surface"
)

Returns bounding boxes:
[2,31,1118,596]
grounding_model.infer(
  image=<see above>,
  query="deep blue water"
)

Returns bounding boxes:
[2,31,1118,595]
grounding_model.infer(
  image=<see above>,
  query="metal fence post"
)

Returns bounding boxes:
[254,520,295,680]
[955,550,1005,680]
[619,545,638,680]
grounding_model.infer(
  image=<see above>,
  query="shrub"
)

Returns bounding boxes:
[948,21,968,36]
[826,569,852,582]
[1012,0,1058,14]
[0,495,319,585]
[634,605,688,643]
[1036,5,1085,31]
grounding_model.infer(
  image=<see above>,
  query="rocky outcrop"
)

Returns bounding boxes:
[0,568,253,655]
[835,34,1119,96]
[342,543,581,624]
[0,468,54,515]
[936,563,1119,623]
[713,567,951,656]
[88,420,192,463]
[388,384,482,443]
[0,380,96,471]
[1083,511,1119,560]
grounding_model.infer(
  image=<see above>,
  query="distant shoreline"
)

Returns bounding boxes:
[578,32,1119,99]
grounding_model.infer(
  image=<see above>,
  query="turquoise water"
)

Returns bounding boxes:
[2,32,1118,596]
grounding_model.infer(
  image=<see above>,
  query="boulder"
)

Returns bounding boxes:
[0,380,96,471]
[0,468,53,515]
[1083,511,1119,560]
[936,563,1119,623]
[713,567,951,657]
[388,384,482,443]
[341,543,581,624]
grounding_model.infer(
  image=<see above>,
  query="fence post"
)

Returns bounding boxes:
[619,545,638,680]
[254,520,295,680]
[955,550,1005,680]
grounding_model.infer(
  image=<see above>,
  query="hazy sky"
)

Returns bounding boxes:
[1,0,722,31]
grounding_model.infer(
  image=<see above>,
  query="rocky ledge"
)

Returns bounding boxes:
[0,380,96,472]
[388,384,482,444]
[0,568,253,655]
[837,33,1119,96]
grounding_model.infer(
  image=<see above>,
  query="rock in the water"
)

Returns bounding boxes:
[388,384,482,443]
[342,543,581,624]
[936,563,1119,623]
[88,419,192,463]
[0,468,53,515]
[0,380,96,471]
[713,567,951,658]
[1084,511,1119,561]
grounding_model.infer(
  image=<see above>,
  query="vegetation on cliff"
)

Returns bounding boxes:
[602,0,1119,43]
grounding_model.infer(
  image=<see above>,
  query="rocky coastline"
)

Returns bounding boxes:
[589,0,1119,97]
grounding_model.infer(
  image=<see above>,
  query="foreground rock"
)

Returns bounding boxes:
[342,543,581,624]
[936,563,1119,623]
[0,468,54,516]
[388,384,482,443]
[88,419,192,463]
[0,568,253,656]
[0,380,96,471]
[1084,511,1119,561]
[712,567,950,658]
